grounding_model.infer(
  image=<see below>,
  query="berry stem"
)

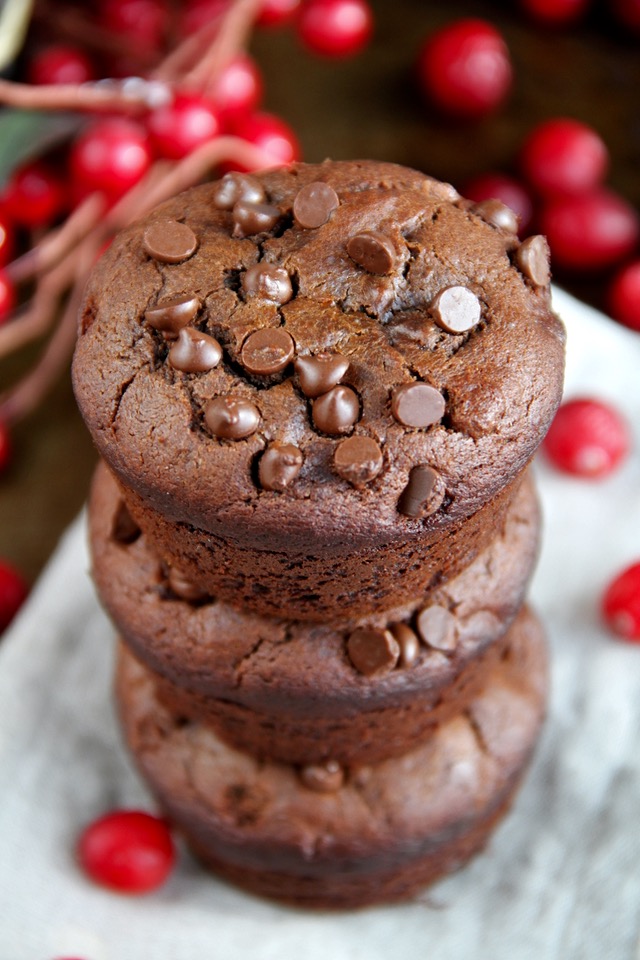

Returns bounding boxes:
[0,248,96,424]
[7,193,105,283]
[0,76,170,114]
[182,0,263,92]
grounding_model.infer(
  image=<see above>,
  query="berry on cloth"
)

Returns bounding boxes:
[77,809,176,893]
[542,397,630,478]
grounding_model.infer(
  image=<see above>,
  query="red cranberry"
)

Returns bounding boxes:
[608,260,640,332]
[28,44,96,85]
[78,810,176,893]
[147,93,221,160]
[0,559,28,633]
[99,0,168,53]
[612,0,640,32]
[542,397,630,478]
[179,0,230,36]
[602,562,640,642]
[227,111,301,171]
[296,0,373,57]
[258,0,301,27]
[417,18,512,119]
[0,209,14,267]
[210,55,262,127]
[520,0,589,26]
[520,118,608,198]
[0,420,11,474]
[70,119,152,203]
[0,269,15,323]
[540,189,639,272]
[3,161,67,229]
[462,172,534,235]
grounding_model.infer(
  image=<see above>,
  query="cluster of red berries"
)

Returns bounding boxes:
[414,15,640,332]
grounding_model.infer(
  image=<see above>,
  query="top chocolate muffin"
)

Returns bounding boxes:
[73,159,564,555]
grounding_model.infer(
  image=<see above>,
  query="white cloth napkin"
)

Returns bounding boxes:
[1,288,639,960]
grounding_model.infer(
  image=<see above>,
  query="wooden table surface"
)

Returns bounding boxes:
[1,0,639,584]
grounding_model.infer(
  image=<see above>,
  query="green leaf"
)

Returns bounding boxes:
[0,109,82,185]
[0,0,34,72]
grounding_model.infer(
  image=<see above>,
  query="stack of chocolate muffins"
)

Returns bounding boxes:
[73,159,565,908]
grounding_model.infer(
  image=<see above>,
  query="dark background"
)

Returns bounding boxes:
[1,0,639,583]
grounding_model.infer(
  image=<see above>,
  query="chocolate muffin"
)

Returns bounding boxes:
[90,460,540,765]
[116,606,548,910]
[73,160,564,620]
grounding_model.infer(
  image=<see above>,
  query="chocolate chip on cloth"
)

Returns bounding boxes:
[89,462,542,766]
[73,159,564,619]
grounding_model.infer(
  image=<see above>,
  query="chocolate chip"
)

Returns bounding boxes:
[145,294,200,337]
[143,220,198,263]
[213,172,265,210]
[242,263,293,304]
[431,286,482,334]
[293,181,339,229]
[294,352,349,398]
[258,443,303,491]
[390,623,420,668]
[167,567,210,603]
[425,179,460,201]
[391,382,445,428]
[232,201,280,238]
[205,396,260,439]
[112,501,140,544]
[472,198,519,233]
[398,464,444,518]
[241,328,295,376]
[312,386,359,435]
[168,327,222,373]
[516,235,550,287]
[333,435,383,486]
[347,627,400,676]
[416,604,458,651]
[299,760,344,793]
[346,230,396,274]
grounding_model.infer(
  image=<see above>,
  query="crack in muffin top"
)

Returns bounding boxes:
[72,159,565,551]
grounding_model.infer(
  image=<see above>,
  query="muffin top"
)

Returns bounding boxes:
[73,159,564,551]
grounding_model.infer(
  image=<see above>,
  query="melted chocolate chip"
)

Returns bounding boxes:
[293,181,339,229]
[431,286,482,334]
[145,294,200,337]
[241,328,295,376]
[167,567,210,603]
[143,220,198,263]
[390,623,420,668]
[299,760,344,793]
[294,352,349,398]
[213,172,265,210]
[472,198,519,233]
[347,627,400,676]
[242,263,293,304]
[416,604,458,651]
[312,386,359,435]
[205,396,260,439]
[346,230,396,274]
[333,435,383,486]
[112,501,140,544]
[391,382,445,429]
[232,201,280,238]
[168,327,222,373]
[516,235,551,287]
[398,464,444,518]
[258,443,303,491]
